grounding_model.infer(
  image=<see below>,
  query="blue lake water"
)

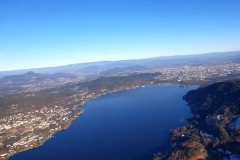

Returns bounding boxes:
[10,85,198,160]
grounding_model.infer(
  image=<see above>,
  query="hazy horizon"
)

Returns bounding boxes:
[0,50,239,72]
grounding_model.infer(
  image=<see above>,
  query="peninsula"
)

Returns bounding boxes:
[154,80,240,159]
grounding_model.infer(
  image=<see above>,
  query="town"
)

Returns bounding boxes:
[0,106,82,159]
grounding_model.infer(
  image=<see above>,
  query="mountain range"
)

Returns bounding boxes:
[0,51,239,78]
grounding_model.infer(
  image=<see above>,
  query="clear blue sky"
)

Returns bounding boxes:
[0,0,240,71]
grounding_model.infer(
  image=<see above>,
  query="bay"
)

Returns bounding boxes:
[10,84,198,160]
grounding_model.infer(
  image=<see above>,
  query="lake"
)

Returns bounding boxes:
[10,84,198,160]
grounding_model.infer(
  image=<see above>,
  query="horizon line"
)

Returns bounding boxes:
[1,50,240,72]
